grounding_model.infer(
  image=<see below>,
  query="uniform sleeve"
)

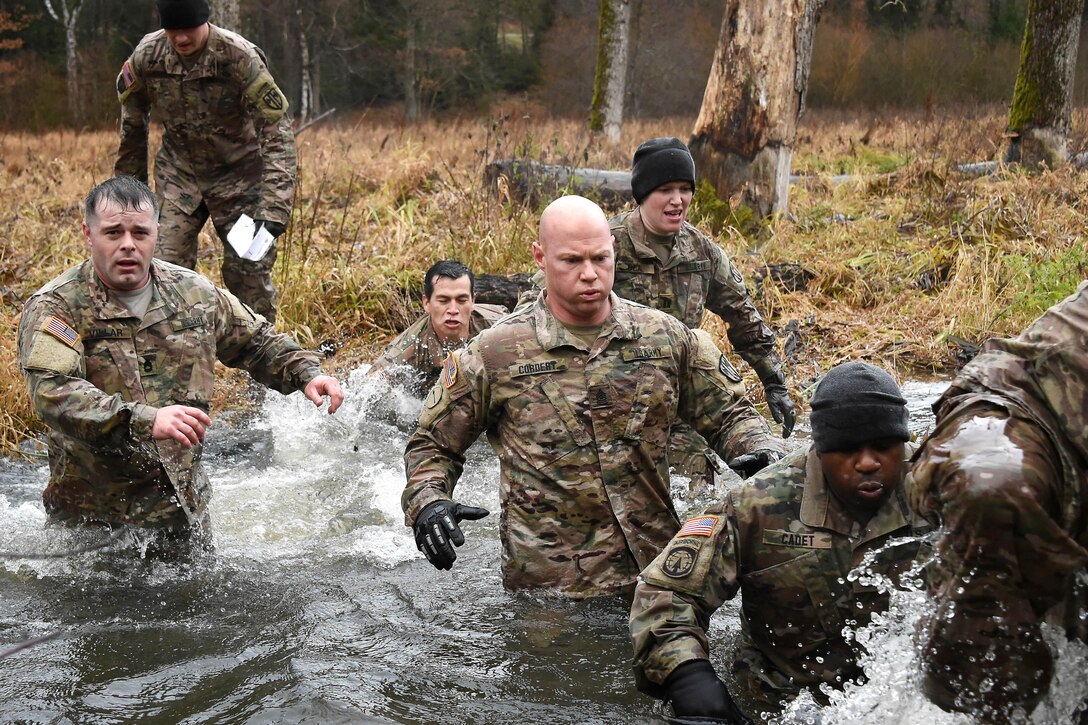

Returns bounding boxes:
[212,286,322,392]
[18,297,157,448]
[680,329,787,461]
[702,240,780,372]
[402,348,489,525]
[630,498,742,695]
[114,55,151,183]
[240,49,297,225]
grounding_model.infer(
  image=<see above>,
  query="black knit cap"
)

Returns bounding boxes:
[157,0,210,29]
[630,137,696,204]
[809,361,909,453]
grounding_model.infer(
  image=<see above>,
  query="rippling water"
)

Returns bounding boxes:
[1,376,1084,723]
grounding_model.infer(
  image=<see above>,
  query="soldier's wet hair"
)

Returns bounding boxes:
[424,260,474,299]
[84,176,158,222]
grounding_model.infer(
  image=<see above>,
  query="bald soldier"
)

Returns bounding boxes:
[115,0,297,322]
[630,362,930,721]
[910,281,1088,722]
[17,177,342,543]
[402,195,787,599]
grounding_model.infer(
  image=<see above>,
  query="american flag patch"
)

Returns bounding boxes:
[43,316,80,348]
[120,61,135,89]
[443,352,458,389]
[677,515,718,538]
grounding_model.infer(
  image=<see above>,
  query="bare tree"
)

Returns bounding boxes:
[688,0,825,219]
[42,0,84,122]
[210,0,241,30]
[1005,0,1085,168]
[588,0,631,142]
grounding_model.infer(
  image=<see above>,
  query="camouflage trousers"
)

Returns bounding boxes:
[910,401,1088,721]
[156,197,279,323]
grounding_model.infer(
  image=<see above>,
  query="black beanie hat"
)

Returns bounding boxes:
[157,0,210,29]
[809,361,909,453]
[631,137,696,204]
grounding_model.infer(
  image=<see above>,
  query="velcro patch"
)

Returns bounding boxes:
[622,346,669,362]
[677,515,718,537]
[763,529,833,549]
[510,360,566,377]
[24,333,80,375]
[43,316,80,348]
[86,327,130,340]
[246,73,288,121]
[443,353,458,388]
[661,544,699,578]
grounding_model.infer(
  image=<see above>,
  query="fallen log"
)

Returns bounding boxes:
[484,160,633,206]
[403,272,533,313]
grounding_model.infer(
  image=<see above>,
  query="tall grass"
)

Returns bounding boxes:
[1,103,1086,454]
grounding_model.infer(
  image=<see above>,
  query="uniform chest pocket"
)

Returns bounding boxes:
[741,549,849,650]
[147,75,185,120]
[613,265,656,307]
[199,79,242,127]
[619,362,674,448]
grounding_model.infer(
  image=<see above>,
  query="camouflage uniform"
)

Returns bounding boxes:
[402,292,786,599]
[909,281,1088,719]
[18,259,324,532]
[370,304,507,394]
[115,24,297,322]
[631,443,929,718]
[611,209,782,491]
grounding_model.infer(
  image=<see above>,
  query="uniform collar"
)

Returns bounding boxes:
[84,259,181,328]
[798,445,911,545]
[623,210,696,269]
[160,24,220,78]
[530,291,638,353]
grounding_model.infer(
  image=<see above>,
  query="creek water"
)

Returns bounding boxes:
[1,375,1084,724]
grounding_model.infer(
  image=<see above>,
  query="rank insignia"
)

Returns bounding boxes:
[718,354,741,382]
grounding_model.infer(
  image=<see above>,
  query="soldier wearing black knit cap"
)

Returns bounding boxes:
[610,137,795,493]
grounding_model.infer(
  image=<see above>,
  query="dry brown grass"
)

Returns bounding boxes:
[1,102,1086,453]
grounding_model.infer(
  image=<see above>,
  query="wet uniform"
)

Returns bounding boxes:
[402,292,786,599]
[631,443,929,718]
[370,304,507,394]
[115,24,297,322]
[909,280,1088,718]
[18,259,324,531]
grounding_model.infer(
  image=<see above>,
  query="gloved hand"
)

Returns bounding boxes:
[763,382,796,439]
[664,660,749,724]
[412,499,490,570]
[254,219,287,238]
[727,449,782,479]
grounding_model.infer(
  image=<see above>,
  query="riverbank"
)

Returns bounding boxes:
[1,103,1085,453]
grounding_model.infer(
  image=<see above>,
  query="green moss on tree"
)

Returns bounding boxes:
[588,0,617,133]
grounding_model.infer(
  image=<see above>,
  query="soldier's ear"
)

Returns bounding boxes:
[82,221,92,246]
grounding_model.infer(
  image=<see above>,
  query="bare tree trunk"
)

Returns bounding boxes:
[403,18,418,123]
[297,6,314,122]
[1005,0,1085,168]
[589,0,631,142]
[43,0,83,123]
[689,0,825,219]
[210,0,240,30]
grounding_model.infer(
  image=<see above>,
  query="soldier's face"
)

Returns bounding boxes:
[423,275,474,344]
[84,199,157,291]
[164,23,210,56]
[640,181,693,236]
[818,438,905,516]
[534,227,615,326]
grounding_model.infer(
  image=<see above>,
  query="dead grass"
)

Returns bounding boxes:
[1,102,1086,453]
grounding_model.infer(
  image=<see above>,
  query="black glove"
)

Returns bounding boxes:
[665,660,749,724]
[254,219,286,238]
[727,449,782,479]
[412,499,490,570]
[763,382,796,439]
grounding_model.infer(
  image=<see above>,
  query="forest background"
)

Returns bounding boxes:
[1,0,1087,453]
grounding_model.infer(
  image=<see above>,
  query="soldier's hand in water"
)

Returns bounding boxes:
[413,499,490,570]
[304,375,344,413]
[254,219,286,238]
[152,405,212,448]
[727,449,782,479]
[763,382,796,438]
[665,660,749,724]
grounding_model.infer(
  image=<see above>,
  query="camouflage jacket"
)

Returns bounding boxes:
[631,444,929,714]
[115,24,297,225]
[403,292,785,599]
[610,210,780,378]
[915,280,1088,521]
[370,304,507,394]
[18,259,323,528]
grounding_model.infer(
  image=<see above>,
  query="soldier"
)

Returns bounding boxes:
[630,362,929,721]
[402,195,787,600]
[115,0,297,323]
[620,137,794,492]
[369,260,507,395]
[17,177,343,543]
[910,281,1088,723]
